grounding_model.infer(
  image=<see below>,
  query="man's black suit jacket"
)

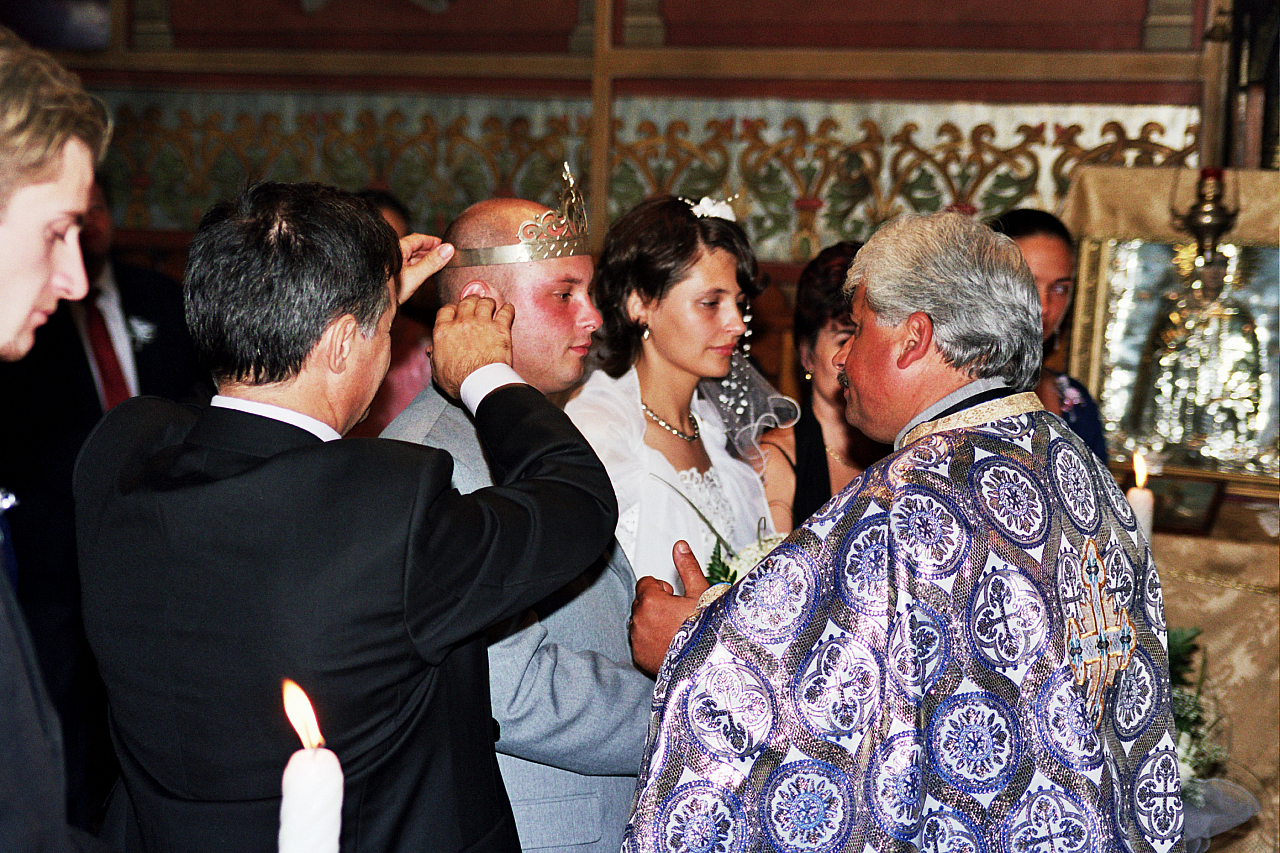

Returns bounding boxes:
[0,541,108,852]
[73,386,617,853]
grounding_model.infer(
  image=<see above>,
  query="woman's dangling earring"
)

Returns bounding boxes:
[642,323,650,340]
[804,371,813,382]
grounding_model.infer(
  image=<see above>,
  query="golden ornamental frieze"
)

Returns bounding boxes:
[94,91,1198,263]
[1051,120,1196,198]
[611,117,735,214]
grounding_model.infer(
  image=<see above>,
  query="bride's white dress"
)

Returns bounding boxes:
[565,366,773,593]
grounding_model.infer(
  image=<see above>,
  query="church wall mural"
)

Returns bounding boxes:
[92,87,1199,264]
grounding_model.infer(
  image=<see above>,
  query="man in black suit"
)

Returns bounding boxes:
[74,181,618,853]
[0,175,208,828]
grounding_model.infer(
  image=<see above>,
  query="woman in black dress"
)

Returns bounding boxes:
[759,242,890,531]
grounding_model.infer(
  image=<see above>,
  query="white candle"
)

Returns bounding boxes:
[1126,453,1154,541]
[279,679,343,853]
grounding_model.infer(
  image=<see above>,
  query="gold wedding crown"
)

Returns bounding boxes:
[446,162,590,267]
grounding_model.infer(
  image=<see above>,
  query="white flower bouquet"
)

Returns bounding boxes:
[705,532,787,585]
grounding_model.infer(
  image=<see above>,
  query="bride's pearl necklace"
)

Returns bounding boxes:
[641,401,700,442]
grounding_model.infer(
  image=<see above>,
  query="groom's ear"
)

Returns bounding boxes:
[458,280,500,303]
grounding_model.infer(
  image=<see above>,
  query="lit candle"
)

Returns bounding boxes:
[1126,453,1155,541]
[279,679,343,853]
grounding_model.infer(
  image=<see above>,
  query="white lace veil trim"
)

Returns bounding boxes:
[698,350,799,474]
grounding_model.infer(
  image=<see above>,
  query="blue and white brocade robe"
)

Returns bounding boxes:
[625,394,1184,853]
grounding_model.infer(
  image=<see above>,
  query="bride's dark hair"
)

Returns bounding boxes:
[593,195,760,378]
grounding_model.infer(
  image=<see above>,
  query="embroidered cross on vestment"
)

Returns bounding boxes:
[1065,539,1134,728]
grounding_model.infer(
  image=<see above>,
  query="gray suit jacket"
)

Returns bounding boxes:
[383,385,652,853]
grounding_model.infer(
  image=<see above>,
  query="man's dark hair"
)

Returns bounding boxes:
[184,181,400,385]
[355,188,412,229]
[594,195,760,378]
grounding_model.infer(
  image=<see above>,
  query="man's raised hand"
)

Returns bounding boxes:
[397,234,454,304]
[431,295,515,399]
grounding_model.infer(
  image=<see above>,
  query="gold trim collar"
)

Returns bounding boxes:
[901,391,1044,447]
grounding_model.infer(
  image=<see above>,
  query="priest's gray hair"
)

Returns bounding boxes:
[844,211,1042,391]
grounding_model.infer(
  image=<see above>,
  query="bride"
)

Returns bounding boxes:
[565,196,773,593]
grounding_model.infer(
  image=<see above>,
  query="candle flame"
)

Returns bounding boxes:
[1133,453,1148,489]
[282,679,325,749]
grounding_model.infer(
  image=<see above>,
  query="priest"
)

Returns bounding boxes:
[625,211,1184,853]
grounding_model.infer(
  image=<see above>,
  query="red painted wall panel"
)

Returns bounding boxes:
[169,0,583,52]
[167,0,1153,53]
[661,0,1149,51]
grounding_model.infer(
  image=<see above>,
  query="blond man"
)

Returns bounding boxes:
[0,26,111,851]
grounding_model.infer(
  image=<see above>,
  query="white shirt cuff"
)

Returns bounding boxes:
[459,363,527,414]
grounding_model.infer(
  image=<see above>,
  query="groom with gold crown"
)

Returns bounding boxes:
[626,211,1184,853]
[384,165,655,853]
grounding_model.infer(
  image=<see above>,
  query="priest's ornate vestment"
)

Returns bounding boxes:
[625,393,1184,853]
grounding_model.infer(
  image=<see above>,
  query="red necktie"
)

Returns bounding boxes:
[83,287,131,410]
